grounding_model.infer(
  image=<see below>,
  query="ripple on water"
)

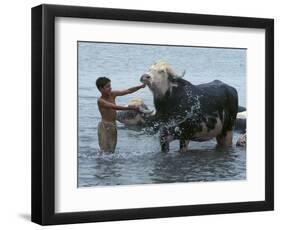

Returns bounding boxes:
[78,140,246,187]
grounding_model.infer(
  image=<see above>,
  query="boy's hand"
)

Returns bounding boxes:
[112,84,146,97]
[128,105,140,111]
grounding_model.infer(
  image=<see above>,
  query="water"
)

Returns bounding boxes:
[78,42,246,187]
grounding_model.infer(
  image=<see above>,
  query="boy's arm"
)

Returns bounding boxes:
[112,84,146,97]
[98,98,138,111]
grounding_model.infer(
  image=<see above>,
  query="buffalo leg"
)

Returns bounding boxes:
[216,131,233,146]
[160,127,170,152]
[160,134,169,152]
[160,138,169,152]
[179,139,189,153]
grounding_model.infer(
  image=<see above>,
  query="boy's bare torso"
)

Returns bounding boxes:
[98,94,117,122]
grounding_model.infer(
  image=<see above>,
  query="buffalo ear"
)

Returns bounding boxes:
[168,73,177,82]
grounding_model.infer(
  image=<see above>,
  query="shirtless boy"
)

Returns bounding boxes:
[96,77,146,153]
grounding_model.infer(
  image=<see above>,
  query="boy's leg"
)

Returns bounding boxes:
[108,125,117,152]
[98,122,106,152]
[98,121,117,153]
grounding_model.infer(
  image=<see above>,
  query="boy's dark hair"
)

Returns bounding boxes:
[96,77,111,91]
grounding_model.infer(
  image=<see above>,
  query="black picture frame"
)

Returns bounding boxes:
[31,4,274,225]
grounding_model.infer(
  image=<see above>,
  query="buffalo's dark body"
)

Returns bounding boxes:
[147,78,238,151]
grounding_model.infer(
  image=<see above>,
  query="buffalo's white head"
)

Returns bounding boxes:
[127,98,154,114]
[117,98,154,126]
[140,60,185,98]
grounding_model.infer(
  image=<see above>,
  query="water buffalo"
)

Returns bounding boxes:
[140,60,239,152]
[235,109,246,147]
[236,133,246,147]
[235,111,246,133]
[118,99,246,133]
[116,98,154,126]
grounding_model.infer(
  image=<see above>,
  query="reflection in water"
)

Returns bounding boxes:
[151,148,244,184]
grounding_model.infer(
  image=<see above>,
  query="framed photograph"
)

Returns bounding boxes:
[31,4,274,225]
